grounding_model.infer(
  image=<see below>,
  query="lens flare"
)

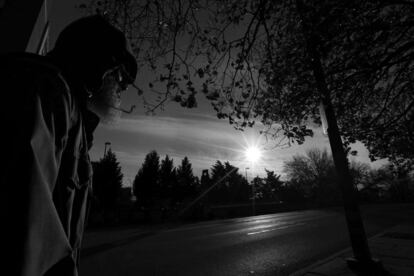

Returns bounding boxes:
[245,146,262,163]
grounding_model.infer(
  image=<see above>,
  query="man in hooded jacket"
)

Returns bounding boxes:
[0,15,137,276]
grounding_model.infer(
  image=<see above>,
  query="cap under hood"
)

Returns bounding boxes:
[50,15,137,94]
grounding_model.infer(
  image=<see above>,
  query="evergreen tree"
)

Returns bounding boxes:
[159,155,177,206]
[209,161,249,204]
[225,162,250,203]
[254,170,284,202]
[209,161,229,204]
[266,170,283,193]
[133,150,160,210]
[252,176,263,201]
[174,156,197,204]
[92,149,123,217]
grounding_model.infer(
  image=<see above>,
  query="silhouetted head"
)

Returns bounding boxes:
[50,15,137,121]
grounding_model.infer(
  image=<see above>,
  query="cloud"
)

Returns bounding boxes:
[90,113,387,187]
[91,114,273,181]
[100,114,250,158]
[104,114,236,143]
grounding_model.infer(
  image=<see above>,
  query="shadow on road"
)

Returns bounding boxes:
[82,231,156,257]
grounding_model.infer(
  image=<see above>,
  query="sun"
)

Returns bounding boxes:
[245,146,262,163]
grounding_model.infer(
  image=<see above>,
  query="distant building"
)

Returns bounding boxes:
[0,0,52,54]
[200,169,210,187]
[119,187,134,203]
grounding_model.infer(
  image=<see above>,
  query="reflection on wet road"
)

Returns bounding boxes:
[81,204,414,276]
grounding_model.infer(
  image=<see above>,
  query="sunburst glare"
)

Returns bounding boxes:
[245,146,262,163]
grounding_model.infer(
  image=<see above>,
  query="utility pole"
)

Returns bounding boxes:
[252,175,256,216]
[296,0,382,272]
[245,167,255,216]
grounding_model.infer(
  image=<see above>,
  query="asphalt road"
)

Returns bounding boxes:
[80,203,414,276]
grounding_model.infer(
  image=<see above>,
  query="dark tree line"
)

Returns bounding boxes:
[131,149,414,221]
[132,151,199,220]
[131,151,291,220]
[205,161,250,204]
[282,148,414,206]
[89,147,413,225]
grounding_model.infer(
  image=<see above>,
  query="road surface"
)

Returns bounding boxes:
[80,203,414,276]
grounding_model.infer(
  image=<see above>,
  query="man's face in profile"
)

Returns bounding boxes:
[87,66,128,123]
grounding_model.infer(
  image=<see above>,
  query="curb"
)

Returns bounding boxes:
[289,227,396,276]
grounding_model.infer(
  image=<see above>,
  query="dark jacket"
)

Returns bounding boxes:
[0,53,99,276]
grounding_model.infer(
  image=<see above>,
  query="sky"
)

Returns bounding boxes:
[50,1,387,186]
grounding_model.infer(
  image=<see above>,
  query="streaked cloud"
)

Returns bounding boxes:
[89,112,387,186]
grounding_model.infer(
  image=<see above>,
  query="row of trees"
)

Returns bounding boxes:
[132,151,198,216]
[89,148,414,225]
[132,152,258,220]
[281,148,414,205]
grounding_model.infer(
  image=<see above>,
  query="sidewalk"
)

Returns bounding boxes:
[291,224,414,276]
